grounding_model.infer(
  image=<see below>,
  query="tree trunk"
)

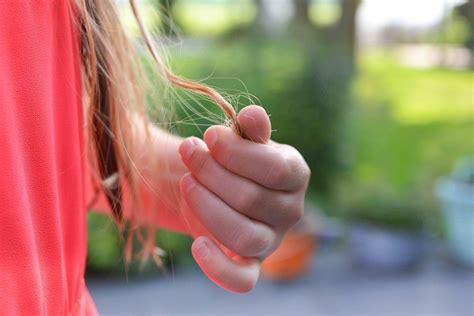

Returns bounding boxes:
[337,0,360,71]
[293,0,311,28]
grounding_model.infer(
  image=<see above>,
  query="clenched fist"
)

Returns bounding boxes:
[178,105,310,293]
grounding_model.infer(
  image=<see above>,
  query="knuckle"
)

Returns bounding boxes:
[267,155,291,189]
[296,150,311,183]
[302,163,311,182]
[236,186,263,212]
[285,203,304,228]
[269,148,310,190]
[287,154,302,175]
[232,224,271,257]
[232,227,255,256]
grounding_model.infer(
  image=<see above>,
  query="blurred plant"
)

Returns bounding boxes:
[86,212,193,276]
[86,212,122,273]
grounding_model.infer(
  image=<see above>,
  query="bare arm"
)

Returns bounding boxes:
[88,125,189,234]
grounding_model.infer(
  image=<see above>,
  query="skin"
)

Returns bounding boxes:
[94,105,310,293]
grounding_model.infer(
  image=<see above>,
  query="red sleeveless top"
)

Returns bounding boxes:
[0,1,98,314]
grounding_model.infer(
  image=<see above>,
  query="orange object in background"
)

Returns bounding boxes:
[261,214,318,281]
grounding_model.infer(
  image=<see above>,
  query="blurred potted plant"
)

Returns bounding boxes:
[435,156,474,267]
[261,210,319,281]
[343,187,428,273]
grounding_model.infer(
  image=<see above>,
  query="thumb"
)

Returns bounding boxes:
[237,105,271,144]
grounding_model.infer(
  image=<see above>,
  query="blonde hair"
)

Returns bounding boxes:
[76,0,241,264]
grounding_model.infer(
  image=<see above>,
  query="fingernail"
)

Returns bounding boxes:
[179,138,196,160]
[205,129,218,150]
[194,237,210,259]
[181,174,196,193]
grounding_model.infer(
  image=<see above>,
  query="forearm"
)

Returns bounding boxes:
[138,125,188,233]
[88,123,189,234]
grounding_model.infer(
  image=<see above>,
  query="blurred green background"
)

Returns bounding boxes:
[86,0,473,274]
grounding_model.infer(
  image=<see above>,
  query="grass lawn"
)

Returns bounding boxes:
[351,49,473,201]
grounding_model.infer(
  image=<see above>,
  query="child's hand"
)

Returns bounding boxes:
[178,105,310,293]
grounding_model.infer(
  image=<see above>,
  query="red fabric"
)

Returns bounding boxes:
[0,1,98,314]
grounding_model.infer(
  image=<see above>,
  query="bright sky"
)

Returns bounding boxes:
[358,0,467,31]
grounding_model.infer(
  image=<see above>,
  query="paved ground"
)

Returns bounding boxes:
[87,249,474,316]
